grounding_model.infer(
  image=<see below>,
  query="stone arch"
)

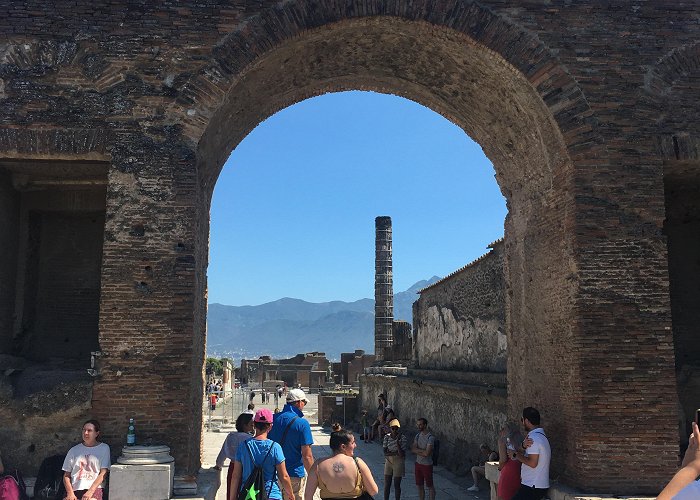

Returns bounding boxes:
[187,1,597,487]
[0,2,688,493]
[179,1,598,186]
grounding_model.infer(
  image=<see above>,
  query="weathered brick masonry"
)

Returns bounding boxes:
[360,241,508,473]
[414,240,505,373]
[0,1,697,494]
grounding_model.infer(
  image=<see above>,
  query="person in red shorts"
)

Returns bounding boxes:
[410,418,435,500]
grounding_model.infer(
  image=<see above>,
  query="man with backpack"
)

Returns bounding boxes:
[230,409,295,500]
[411,418,436,500]
[268,388,314,500]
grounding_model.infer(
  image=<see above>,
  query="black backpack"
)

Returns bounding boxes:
[238,441,275,500]
[431,438,440,466]
[34,455,66,500]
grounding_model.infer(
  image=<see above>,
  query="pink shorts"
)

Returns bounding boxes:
[414,463,434,487]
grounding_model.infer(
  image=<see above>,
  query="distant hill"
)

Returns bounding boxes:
[206,276,440,360]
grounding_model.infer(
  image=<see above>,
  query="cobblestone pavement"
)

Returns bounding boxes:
[201,393,491,500]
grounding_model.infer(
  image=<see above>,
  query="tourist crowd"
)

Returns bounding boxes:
[2,389,697,500]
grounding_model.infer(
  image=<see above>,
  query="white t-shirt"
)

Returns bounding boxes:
[674,480,700,499]
[520,428,550,489]
[62,442,111,491]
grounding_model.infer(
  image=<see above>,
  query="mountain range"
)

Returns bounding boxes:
[206,276,440,360]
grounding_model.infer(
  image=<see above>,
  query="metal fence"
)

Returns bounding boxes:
[204,387,285,431]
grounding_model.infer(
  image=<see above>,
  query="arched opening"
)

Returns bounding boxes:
[649,43,700,452]
[207,89,506,308]
[0,3,691,495]
[195,13,579,484]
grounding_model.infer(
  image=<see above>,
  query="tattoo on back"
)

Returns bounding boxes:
[332,462,345,473]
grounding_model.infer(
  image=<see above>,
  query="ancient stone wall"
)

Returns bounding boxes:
[383,320,412,363]
[0,1,697,493]
[0,355,93,473]
[348,354,376,386]
[413,241,505,373]
[360,373,506,474]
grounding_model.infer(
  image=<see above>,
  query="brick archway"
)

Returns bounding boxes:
[187,7,639,492]
[192,9,588,477]
[0,2,694,494]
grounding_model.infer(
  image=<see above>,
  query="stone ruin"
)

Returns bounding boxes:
[0,2,698,495]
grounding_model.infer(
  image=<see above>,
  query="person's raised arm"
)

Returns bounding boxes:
[514,448,539,469]
[659,422,700,500]
[214,437,229,470]
[357,458,379,496]
[513,435,539,468]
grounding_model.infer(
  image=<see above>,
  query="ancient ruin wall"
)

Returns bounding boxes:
[413,241,505,373]
[0,2,696,493]
[360,374,506,474]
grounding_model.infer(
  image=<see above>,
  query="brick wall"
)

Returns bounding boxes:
[0,1,696,492]
[348,354,376,386]
[414,241,505,372]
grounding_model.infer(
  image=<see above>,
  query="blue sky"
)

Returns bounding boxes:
[208,91,507,306]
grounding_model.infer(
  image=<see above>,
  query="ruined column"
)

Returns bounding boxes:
[374,216,393,361]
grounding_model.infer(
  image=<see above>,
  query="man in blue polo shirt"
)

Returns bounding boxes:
[269,388,314,499]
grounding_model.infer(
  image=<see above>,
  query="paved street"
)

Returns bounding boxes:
[200,393,491,500]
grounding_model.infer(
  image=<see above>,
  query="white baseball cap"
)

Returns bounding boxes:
[286,388,309,404]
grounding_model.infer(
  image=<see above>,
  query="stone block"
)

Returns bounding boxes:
[109,464,172,500]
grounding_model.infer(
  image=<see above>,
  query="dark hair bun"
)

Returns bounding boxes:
[332,423,342,432]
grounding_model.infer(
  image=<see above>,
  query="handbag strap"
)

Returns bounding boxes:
[352,457,365,492]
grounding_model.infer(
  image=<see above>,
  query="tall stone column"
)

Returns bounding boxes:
[375,216,393,360]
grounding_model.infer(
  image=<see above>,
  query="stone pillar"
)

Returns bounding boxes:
[92,130,204,475]
[375,216,393,360]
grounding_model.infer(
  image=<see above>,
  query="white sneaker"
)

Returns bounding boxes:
[467,485,479,492]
